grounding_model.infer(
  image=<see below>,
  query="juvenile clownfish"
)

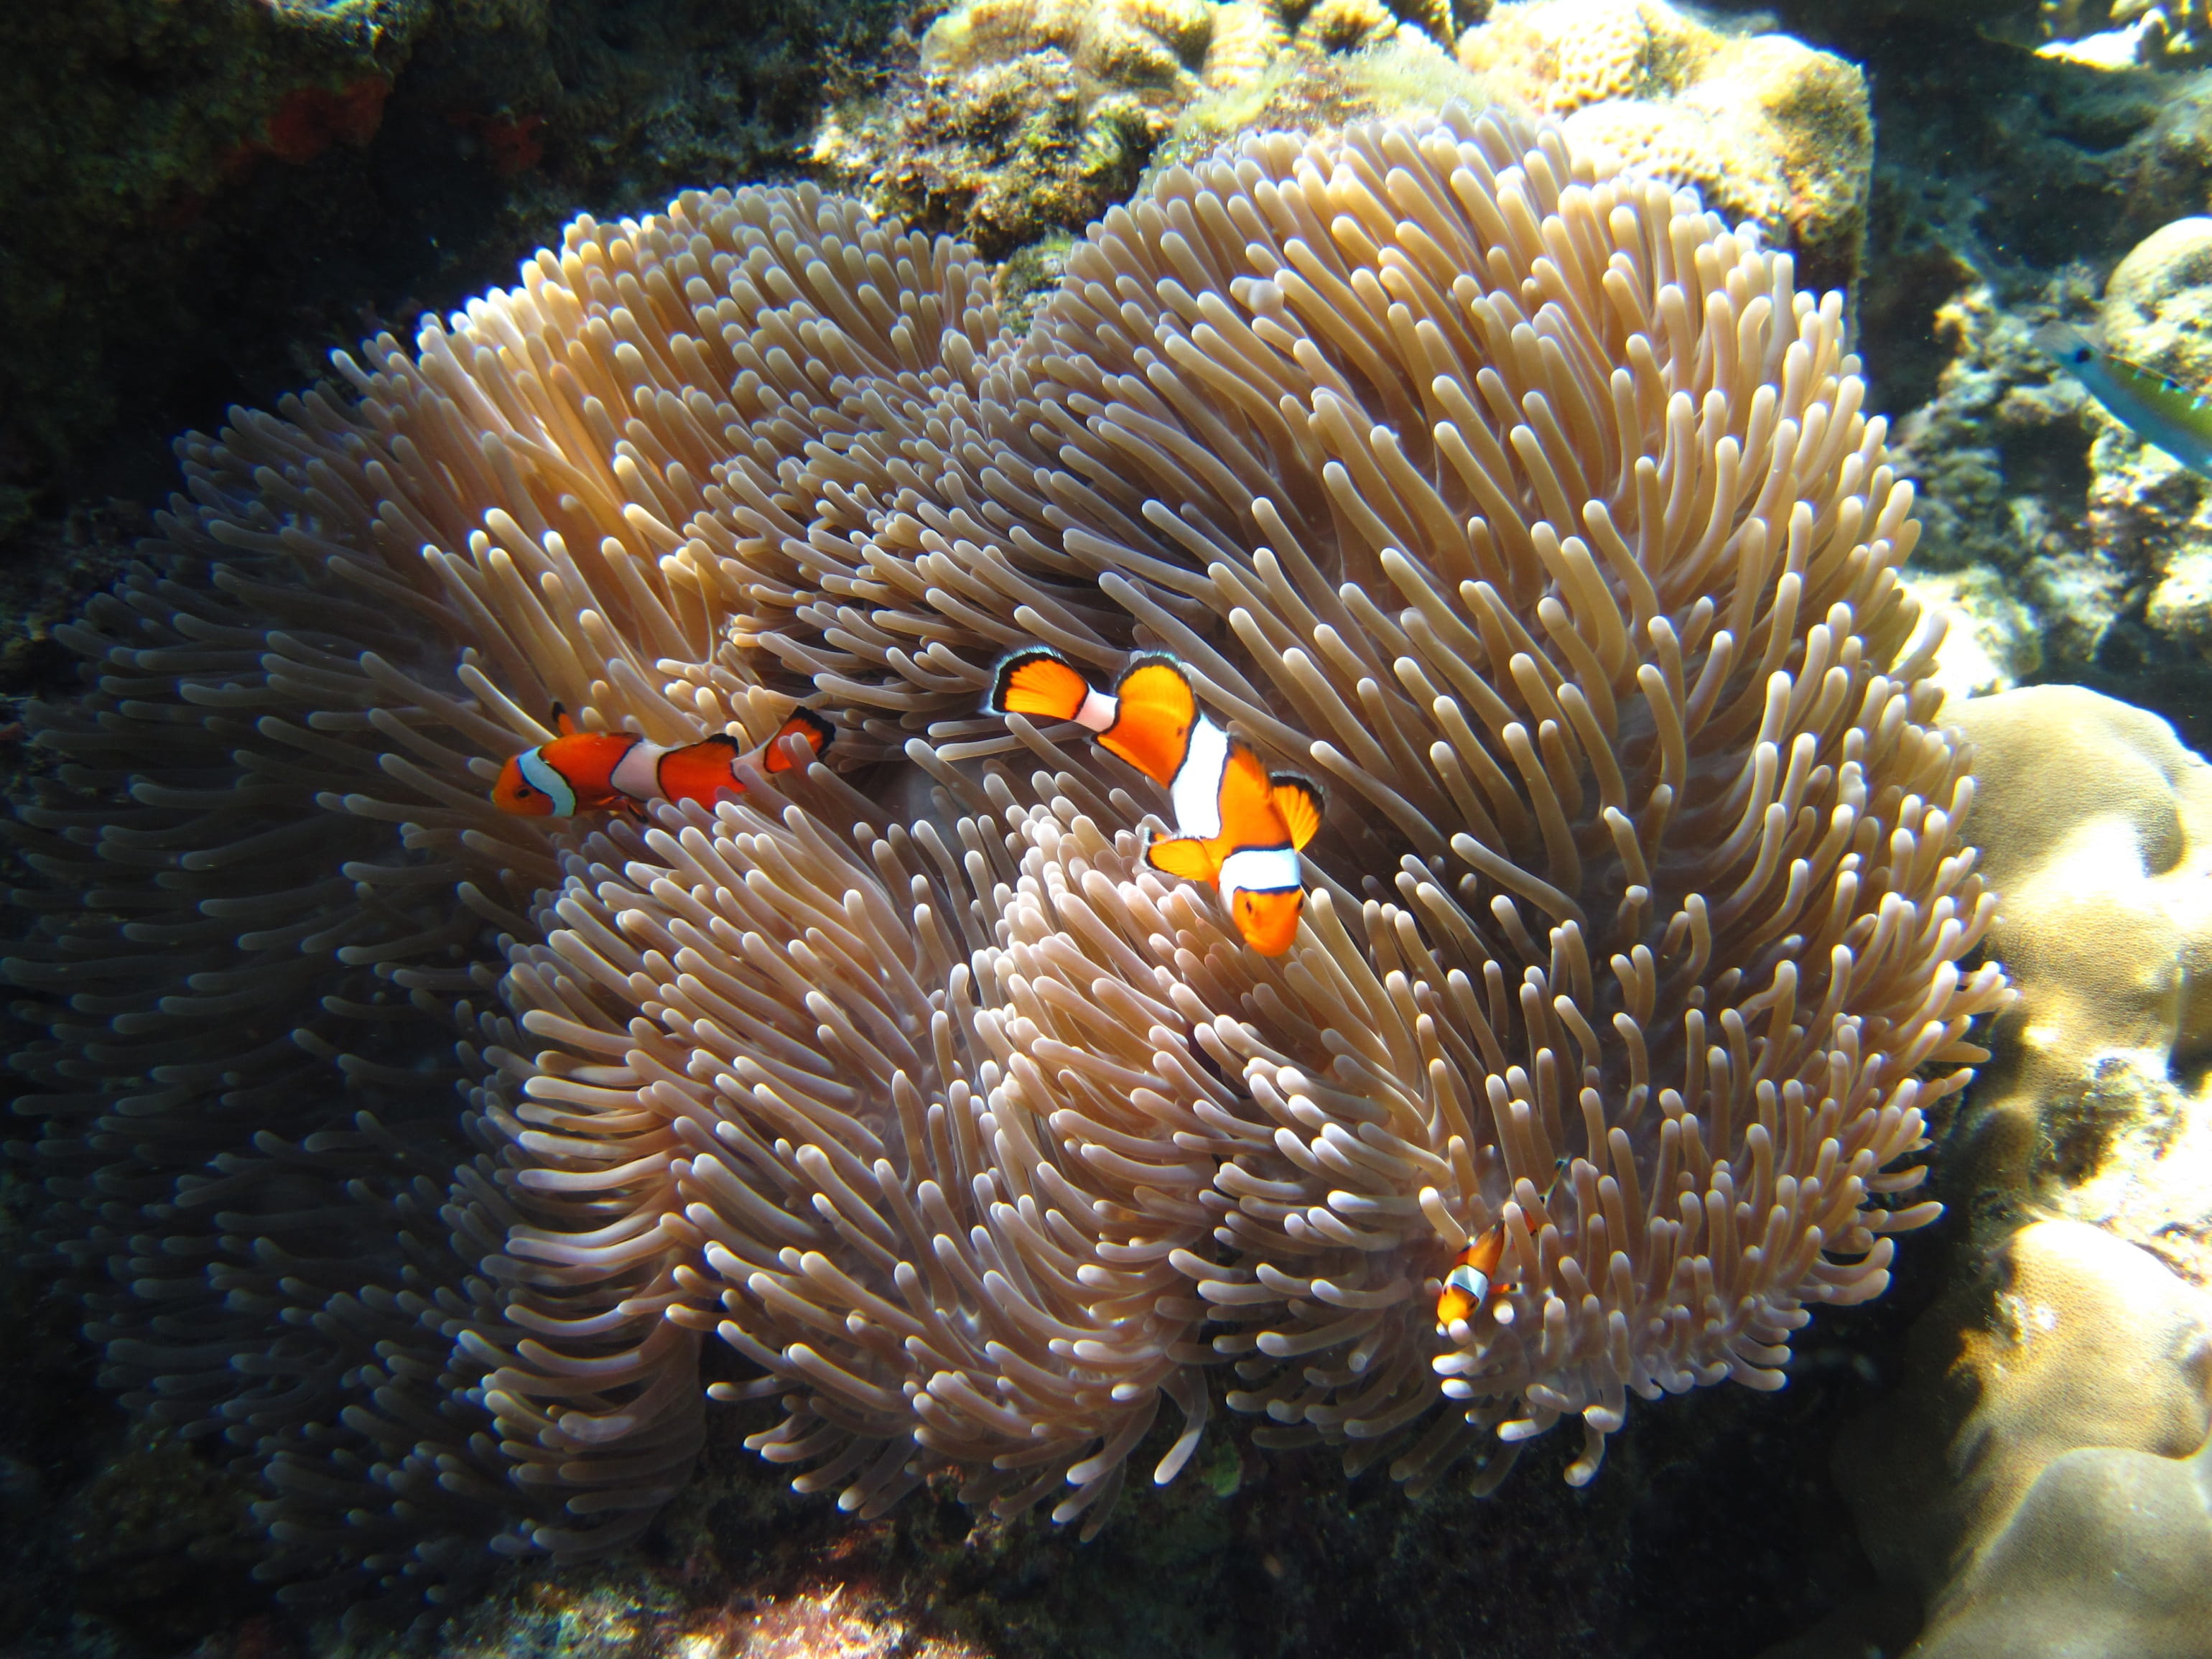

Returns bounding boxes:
[1436,1165,1566,1334]
[1436,1224,1518,1332]
[2036,321,2212,480]
[987,646,1324,955]
[492,705,833,817]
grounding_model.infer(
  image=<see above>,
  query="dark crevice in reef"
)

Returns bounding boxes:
[0,0,901,559]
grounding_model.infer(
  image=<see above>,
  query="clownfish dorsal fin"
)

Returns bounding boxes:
[549,702,579,738]
[1268,772,1324,850]
[1143,832,1219,884]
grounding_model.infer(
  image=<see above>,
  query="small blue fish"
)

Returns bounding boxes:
[2036,321,2212,480]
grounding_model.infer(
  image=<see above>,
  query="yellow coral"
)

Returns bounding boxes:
[1946,685,2212,1290]
[1815,1220,2212,1659]
[1458,0,1869,287]
[922,0,1217,96]
[1200,0,1288,90]
[1280,0,1400,53]
[1556,98,1787,239]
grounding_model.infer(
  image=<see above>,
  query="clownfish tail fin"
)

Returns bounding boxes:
[988,646,1095,723]
[1268,772,1325,850]
[1143,832,1219,884]
[786,707,835,753]
[761,708,835,773]
[549,702,579,737]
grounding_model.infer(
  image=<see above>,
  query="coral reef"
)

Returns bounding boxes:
[813,0,1463,256]
[5,105,2002,1632]
[1885,279,2131,676]
[816,39,1159,258]
[831,0,1870,287]
[1787,1220,2212,1659]
[1454,0,1874,290]
[1946,684,2212,1286]
[1895,570,2043,702]
[2037,0,2212,66]
[1153,29,1492,175]
[1798,9,2212,749]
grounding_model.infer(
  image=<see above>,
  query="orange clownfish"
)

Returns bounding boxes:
[987,646,1323,955]
[1436,1224,1517,1332]
[492,705,833,817]
[1437,1166,1565,1333]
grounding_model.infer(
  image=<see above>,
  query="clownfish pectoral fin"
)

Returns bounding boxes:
[1268,773,1324,850]
[989,647,1095,723]
[1100,654,1198,785]
[1143,833,1220,885]
[762,708,835,773]
[549,702,580,738]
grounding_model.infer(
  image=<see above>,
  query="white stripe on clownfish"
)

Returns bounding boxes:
[1217,845,1301,903]
[515,745,577,817]
[1169,716,1230,840]
[985,646,1324,956]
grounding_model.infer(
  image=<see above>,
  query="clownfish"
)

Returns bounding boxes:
[1436,1224,1518,1332]
[987,646,1323,955]
[1436,1164,1566,1333]
[491,705,833,817]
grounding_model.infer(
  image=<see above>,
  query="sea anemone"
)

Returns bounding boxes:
[6,103,2004,1616]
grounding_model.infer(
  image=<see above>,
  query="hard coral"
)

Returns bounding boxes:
[9,106,2002,1614]
[861,47,1151,258]
[1457,0,1872,291]
[2074,218,2212,656]
[1948,685,2212,1288]
[1814,1220,2212,1659]
[828,0,1479,258]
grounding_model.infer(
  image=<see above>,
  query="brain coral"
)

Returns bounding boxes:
[7,105,2002,1616]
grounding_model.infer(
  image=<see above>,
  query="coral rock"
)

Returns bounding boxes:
[849,0,1487,256]
[1456,0,1872,289]
[1951,685,2212,1287]
[1829,1219,2212,1659]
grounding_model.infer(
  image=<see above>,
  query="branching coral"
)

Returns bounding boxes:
[7,104,2002,1613]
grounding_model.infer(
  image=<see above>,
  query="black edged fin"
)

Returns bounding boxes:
[1268,770,1326,850]
[986,645,1072,715]
[786,707,836,755]
[1117,649,1188,693]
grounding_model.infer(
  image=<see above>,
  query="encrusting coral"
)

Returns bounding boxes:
[1761,684,2212,1659]
[6,105,2004,1617]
